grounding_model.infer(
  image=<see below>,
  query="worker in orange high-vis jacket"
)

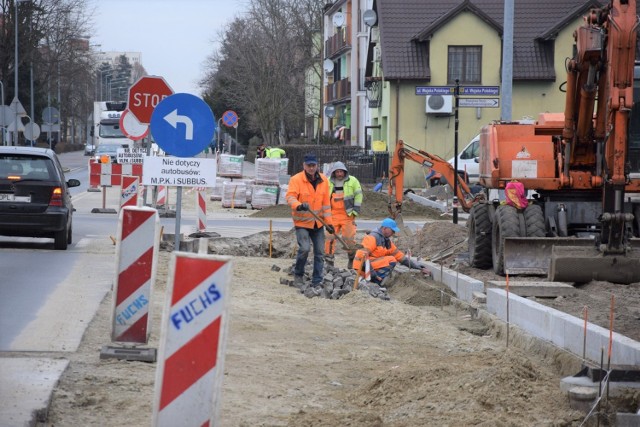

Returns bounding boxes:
[324,161,363,269]
[286,153,334,288]
[361,218,430,286]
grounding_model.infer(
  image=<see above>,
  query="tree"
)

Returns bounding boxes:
[200,0,323,146]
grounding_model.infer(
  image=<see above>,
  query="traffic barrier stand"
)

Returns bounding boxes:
[100,206,160,363]
[197,188,207,232]
[120,176,140,208]
[152,253,232,426]
[157,185,167,206]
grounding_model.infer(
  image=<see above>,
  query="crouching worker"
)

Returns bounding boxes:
[360,218,430,285]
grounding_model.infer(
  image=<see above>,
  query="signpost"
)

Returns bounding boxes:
[415,86,500,96]
[128,76,174,124]
[459,98,500,108]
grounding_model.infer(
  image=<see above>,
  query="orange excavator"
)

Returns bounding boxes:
[389,0,640,284]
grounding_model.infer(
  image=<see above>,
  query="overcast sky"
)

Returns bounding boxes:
[88,0,249,96]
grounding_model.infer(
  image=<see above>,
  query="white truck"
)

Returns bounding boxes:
[90,101,133,161]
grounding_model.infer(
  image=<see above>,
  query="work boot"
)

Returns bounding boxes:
[293,275,304,288]
[324,254,335,267]
[347,253,355,270]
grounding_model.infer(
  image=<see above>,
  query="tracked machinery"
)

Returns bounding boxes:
[389,0,640,284]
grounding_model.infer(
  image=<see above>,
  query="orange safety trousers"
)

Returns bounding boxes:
[324,218,356,255]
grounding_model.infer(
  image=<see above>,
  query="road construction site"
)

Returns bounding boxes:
[18,182,636,426]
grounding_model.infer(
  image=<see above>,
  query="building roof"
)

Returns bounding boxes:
[377,0,605,81]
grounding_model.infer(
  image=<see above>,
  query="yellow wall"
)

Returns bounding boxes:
[373,12,583,187]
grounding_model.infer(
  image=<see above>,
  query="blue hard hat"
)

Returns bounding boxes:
[381,218,400,233]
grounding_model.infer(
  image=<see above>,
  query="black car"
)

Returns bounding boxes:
[0,147,80,249]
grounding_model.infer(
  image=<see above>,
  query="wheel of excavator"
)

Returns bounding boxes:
[524,204,545,237]
[492,204,520,275]
[468,203,493,269]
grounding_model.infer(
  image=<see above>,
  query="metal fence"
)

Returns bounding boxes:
[282,145,388,184]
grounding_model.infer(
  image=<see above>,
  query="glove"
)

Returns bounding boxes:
[297,203,309,211]
[325,224,335,234]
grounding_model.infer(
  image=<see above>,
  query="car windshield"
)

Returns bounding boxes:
[0,155,55,180]
[99,123,126,138]
[95,144,121,154]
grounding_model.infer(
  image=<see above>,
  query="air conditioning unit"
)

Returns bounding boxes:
[373,46,381,62]
[370,27,380,43]
[426,94,453,115]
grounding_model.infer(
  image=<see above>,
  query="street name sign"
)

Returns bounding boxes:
[459,98,500,108]
[415,86,500,96]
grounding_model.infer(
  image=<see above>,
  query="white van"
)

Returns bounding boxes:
[448,134,480,184]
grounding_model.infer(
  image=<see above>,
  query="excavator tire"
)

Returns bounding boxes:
[524,204,546,237]
[492,205,520,275]
[468,203,493,269]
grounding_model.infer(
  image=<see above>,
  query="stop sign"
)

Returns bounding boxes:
[127,76,174,124]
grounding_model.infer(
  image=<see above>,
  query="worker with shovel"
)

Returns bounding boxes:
[324,161,363,269]
[286,153,335,288]
[360,218,430,286]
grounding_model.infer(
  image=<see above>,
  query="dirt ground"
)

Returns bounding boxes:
[39,189,640,426]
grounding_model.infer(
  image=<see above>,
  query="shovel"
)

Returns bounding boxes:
[307,209,362,252]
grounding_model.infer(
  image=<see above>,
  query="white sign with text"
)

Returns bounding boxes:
[142,156,217,187]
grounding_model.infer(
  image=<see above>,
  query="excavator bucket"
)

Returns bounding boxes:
[503,237,598,275]
[393,213,414,237]
[549,242,640,284]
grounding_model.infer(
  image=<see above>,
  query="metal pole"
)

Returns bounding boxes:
[453,79,460,224]
[0,80,5,145]
[14,0,20,146]
[501,0,514,121]
[29,13,34,146]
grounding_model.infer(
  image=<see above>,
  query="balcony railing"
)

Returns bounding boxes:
[325,78,350,103]
[325,28,351,58]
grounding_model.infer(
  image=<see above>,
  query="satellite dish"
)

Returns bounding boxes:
[332,12,345,27]
[323,59,335,73]
[325,105,336,118]
[363,10,377,27]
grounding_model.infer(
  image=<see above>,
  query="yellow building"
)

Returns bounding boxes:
[362,0,605,187]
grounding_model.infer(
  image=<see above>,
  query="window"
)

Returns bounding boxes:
[447,46,481,84]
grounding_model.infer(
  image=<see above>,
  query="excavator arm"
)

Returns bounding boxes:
[388,140,479,223]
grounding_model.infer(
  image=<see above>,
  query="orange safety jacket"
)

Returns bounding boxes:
[361,228,405,270]
[286,171,333,229]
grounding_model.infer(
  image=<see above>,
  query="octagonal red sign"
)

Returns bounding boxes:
[127,76,174,124]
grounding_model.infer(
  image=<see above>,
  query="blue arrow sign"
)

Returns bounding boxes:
[150,93,216,157]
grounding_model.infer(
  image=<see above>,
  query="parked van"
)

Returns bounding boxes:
[448,134,480,184]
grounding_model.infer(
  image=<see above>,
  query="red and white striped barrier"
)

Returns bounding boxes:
[111,206,160,344]
[153,253,231,427]
[88,159,143,190]
[120,176,140,208]
[156,185,167,206]
[197,189,207,231]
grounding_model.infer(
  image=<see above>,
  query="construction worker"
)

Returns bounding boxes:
[286,153,335,288]
[266,146,286,158]
[360,218,429,285]
[256,143,267,159]
[324,161,363,269]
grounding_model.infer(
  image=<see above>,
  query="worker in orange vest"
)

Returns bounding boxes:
[361,218,429,285]
[324,161,363,269]
[286,153,334,288]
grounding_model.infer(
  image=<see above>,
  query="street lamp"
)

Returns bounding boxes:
[13,0,30,146]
